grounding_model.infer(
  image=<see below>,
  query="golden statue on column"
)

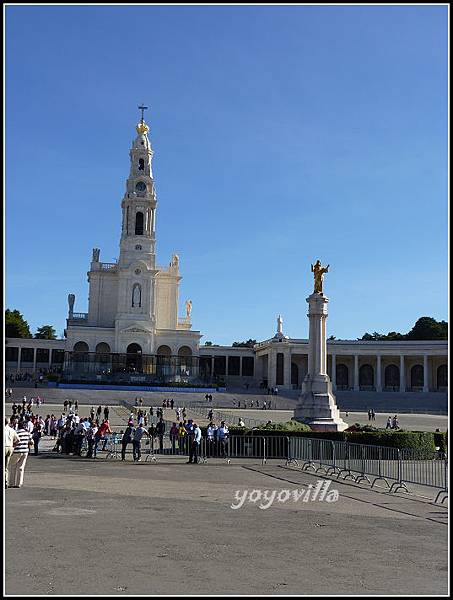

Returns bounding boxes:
[311,260,330,294]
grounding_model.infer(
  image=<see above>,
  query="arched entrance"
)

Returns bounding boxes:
[336,364,349,390]
[156,345,172,380]
[359,364,374,390]
[126,343,142,372]
[178,346,193,376]
[437,364,447,389]
[73,341,89,353]
[384,364,399,390]
[411,364,424,389]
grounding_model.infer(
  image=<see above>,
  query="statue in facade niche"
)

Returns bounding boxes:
[92,248,100,262]
[68,294,75,314]
[185,299,192,320]
[311,260,329,294]
[171,254,179,268]
[132,284,141,308]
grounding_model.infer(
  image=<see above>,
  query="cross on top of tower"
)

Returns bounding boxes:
[138,104,148,123]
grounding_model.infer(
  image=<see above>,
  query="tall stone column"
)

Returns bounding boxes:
[33,348,37,375]
[17,347,22,373]
[268,351,277,389]
[376,354,382,392]
[399,355,405,392]
[294,293,347,431]
[354,355,359,391]
[423,355,429,393]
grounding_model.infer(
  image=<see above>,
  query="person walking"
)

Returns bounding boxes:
[177,421,186,454]
[121,424,135,461]
[5,418,20,489]
[32,424,42,455]
[206,422,217,457]
[188,423,201,464]
[93,419,112,458]
[217,421,229,459]
[156,418,166,453]
[86,422,98,458]
[169,422,178,454]
[386,416,392,429]
[185,419,195,459]
[132,424,149,462]
[8,419,33,488]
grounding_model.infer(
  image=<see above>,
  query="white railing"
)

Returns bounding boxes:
[100,262,117,271]
[70,312,88,320]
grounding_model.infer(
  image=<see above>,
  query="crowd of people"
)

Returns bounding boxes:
[232,398,273,410]
[4,393,235,487]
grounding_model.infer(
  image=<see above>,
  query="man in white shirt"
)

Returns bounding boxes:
[5,418,20,489]
[206,422,217,457]
[217,421,229,459]
[188,423,202,464]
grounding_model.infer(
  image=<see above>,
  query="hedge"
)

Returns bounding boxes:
[199,427,445,453]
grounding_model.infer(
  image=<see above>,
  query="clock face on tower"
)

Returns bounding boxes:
[135,181,146,192]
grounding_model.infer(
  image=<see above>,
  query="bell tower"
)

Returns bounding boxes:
[114,106,159,352]
[119,104,157,270]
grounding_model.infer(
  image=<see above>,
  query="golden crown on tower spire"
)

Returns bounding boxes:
[136,121,149,135]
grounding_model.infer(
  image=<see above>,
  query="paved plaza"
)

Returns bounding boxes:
[5,453,448,595]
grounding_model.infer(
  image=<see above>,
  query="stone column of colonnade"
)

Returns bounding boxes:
[376,354,382,392]
[400,355,406,392]
[268,352,277,389]
[423,354,429,393]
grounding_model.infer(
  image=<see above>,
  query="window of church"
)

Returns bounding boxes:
[139,158,144,170]
[135,212,144,235]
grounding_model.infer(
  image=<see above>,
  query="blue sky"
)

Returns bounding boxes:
[5,5,448,344]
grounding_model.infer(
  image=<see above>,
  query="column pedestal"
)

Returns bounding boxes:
[294,293,348,432]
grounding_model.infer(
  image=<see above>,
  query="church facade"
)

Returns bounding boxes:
[5,112,448,394]
[62,115,202,384]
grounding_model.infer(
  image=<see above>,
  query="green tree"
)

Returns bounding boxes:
[383,331,405,341]
[204,341,213,346]
[406,317,448,340]
[5,309,32,338]
[232,339,257,348]
[35,325,57,340]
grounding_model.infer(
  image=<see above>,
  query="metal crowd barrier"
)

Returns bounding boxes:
[288,437,448,502]
[73,428,449,503]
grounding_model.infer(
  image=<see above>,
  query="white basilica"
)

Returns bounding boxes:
[62,113,201,381]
